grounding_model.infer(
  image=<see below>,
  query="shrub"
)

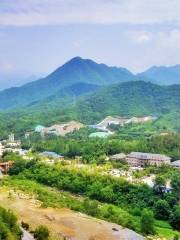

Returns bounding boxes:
[34,225,49,240]
[140,209,155,235]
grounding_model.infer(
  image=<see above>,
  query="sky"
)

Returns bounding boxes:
[0,0,180,88]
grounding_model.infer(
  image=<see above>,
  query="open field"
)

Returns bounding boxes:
[0,186,144,240]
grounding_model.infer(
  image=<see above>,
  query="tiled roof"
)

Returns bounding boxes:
[171,160,180,167]
[127,152,171,161]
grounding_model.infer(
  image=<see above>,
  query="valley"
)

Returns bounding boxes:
[0,58,180,240]
[1,1,180,240]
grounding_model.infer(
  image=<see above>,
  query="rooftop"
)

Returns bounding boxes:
[110,153,126,160]
[89,132,112,138]
[39,151,64,158]
[127,152,171,161]
[171,160,180,167]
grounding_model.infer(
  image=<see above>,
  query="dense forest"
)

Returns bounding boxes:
[0,81,180,138]
[21,132,180,162]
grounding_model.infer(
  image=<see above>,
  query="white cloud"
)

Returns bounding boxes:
[157,29,180,48]
[126,31,153,43]
[0,62,15,73]
[0,0,180,26]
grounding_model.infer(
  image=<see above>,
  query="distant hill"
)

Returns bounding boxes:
[0,57,135,110]
[27,82,100,110]
[0,81,179,137]
[75,81,180,124]
[137,65,180,85]
[1,57,180,110]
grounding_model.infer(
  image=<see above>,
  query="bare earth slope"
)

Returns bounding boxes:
[0,187,144,240]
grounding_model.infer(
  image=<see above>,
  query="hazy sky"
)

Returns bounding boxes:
[0,0,180,83]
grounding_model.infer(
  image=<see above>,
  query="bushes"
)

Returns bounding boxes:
[5,177,139,233]
[9,161,179,218]
[34,225,49,240]
[140,209,155,235]
[14,162,157,210]
[170,206,180,231]
[154,200,171,220]
[8,160,180,233]
[0,206,22,240]
[21,221,29,231]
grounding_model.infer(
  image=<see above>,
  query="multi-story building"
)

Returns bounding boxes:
[126,152,171,167]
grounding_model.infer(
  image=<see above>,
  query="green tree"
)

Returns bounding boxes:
[170,205,180,230]
[140,209,155,235]
[153,176,166,194]
[154,200,171,220]
[171,173,180,200]
[173,235,179,240]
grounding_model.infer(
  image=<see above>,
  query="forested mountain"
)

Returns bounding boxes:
[75,81,180,124]
[0,81,179,137]
[0,57,135,110]
[0,57,180,110]
[27,82,100,110]
[138,65,180,85]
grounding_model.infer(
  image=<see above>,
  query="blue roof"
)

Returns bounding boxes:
[35,125,45,132]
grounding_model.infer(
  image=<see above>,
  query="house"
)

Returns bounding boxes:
[0,161,14,174]
[126,116,156,124]
[35,125,45,133]
[89,132,112,138]
[0,169,3,177]
[97,116,129,130]
[109,153,126,161]
[0,143,4,157]
[6,141,21,148]
[42,121,84,136]
[39,151,64,165]
[126,152,171,167]
[171,160,180,168]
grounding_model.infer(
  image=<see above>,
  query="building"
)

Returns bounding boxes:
[171,160,180,168]
[96,116,129,130]
[42,121,84,136]
[6,141,21,148]
[0,169,3,177]
[8,133,15,142]
[0,143,4,157]
[35,125,45,133]
[126,116,156,124]
[109,153,126,161]
[89,132,112,138]
[0,161,14,174]
[39,151,64,159]
[126,152,171,167]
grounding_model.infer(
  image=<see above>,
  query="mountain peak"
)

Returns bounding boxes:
[68,56,84,63]
[138,64,180,85]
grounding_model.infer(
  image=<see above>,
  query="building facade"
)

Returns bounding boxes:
[126,152,171,167]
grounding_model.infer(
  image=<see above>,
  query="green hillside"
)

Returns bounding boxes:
[75,81,180,125]
[0,81,179,137]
